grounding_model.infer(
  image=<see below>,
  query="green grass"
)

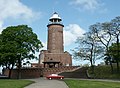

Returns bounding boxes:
[64,79,120,88]
[0,79,34,88]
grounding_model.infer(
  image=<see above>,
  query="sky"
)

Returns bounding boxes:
[0,0,120,69]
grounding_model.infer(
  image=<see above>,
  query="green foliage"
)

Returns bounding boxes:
[73,16,120,74]
[0,79,34,88]
[108,43,120,62]
[0,25,43,75]
[88,65,120,79]
[64,79,120,88]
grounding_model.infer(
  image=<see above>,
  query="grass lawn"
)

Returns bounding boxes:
[64,79,120,88]
[0,79,34,88]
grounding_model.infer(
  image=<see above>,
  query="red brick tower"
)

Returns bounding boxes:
[39,12,72,68]
[47,12,64,53]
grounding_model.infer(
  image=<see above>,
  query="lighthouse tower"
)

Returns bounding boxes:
[39,12,72,68]
[47,12,64,53]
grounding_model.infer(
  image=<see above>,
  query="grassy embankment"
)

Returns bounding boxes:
[88,65,120,79]
[0,79,34,88]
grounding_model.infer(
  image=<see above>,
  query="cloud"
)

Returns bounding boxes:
[40,42,47,50]
[40,24,85,50]
[0,21,4,33]
[0,0,40,33]
[70,0,104,12]
[64,24,85,46]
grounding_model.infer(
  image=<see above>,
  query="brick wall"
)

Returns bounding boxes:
[4,68,42,79]
[4,66,79,79]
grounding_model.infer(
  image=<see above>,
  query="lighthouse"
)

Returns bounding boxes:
[39,12,72,68]
[47,12,64,53]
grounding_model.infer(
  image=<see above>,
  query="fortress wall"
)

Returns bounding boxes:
[4,66,79,79]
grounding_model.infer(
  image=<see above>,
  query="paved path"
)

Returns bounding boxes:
[24,78,69,88]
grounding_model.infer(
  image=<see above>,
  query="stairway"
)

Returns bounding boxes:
[59,67,88,79]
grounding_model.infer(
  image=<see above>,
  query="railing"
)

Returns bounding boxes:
[48,22,63,25]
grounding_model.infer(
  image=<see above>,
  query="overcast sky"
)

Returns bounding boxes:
[0,0,120,67]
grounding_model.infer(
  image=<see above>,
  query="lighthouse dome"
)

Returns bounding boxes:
[49,12,62,21]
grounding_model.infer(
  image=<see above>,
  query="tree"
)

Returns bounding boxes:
[108,43,120,61]
[108,43,120,73]
[0,25,43,78]
[73,31,102,73]
[0,39,17,78]
[90,22,114,73]
[111,16,120,73]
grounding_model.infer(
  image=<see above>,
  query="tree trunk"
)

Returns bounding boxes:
[17,58,21,79]
[109,60,113,73]
[116,61,119,73]
[8,68,12,79]
[8,64,14,79]
[91,65,95,74]
[116,36,119,73]
[18,67,21,79]
[107,47,114,74]
[90,44,94,74]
